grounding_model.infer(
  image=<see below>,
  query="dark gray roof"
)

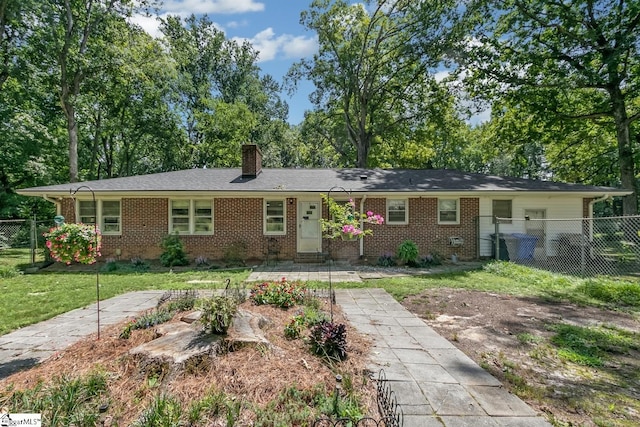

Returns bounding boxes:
[17,168,629,195]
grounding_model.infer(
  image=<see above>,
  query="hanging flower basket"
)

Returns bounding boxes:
[44,223,102,265]
[320,194,384,240]
[340,232,357,241]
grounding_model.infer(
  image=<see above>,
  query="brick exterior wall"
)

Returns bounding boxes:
[321,197,478,262]
[58,195,480,263]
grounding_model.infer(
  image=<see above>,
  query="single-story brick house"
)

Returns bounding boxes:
[18,145,630,263]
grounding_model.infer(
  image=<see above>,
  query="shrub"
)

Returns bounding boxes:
[377,253,395,267]
[119,309,173,339]
[160,233,188,267]
[284,315,306,340]
[223,241,247,266]
[164,294,197,312]
[309,320,348,362]
[195,255,209,267]
[200,295,238,334]
[420,253,442,268]
[284,306,329,340]
[131,257,150,271]
[250,278,307,308]
[396,240,418,265]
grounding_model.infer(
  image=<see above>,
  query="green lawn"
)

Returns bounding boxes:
[0,249,250,335]
[2,248,640,336]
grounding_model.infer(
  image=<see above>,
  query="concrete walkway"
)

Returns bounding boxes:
[247,260,484,282]
[0,267,550,426]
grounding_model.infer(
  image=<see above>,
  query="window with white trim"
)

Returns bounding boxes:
[79,200,121,234]
[492,200,512,224]
[264,199,285,234]
[386,199,408,224]
[438,199,459,224]
[170,200,213,234]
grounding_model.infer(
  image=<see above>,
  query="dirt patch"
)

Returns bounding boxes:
[402,288,640,426]
[0,300,376,425]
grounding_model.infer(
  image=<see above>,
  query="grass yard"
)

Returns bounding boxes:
[0,249,250,335]
[2,248,640,335]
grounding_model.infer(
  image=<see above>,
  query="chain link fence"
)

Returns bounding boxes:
[481,215,640,277]
[0,218,51,265]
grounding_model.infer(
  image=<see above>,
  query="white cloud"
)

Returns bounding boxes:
[282,35,318,58]
[234,28,317,62]
[434,70,450,83]
[161,0,264,15]
[128,14,163,38]
[226,20,248,29]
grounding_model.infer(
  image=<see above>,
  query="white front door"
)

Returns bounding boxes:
[298,201,321,253]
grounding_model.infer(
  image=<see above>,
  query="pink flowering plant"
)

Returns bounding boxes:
[320,194,384,239]
[250,277,307,308]
[44,223,102,265]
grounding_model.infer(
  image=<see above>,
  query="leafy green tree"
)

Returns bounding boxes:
[0,0,29,92]
[290,0,462,168]
[459,0,640,213]
[79,22,187,178]
[30,0,155,183]
[160,14,289,168]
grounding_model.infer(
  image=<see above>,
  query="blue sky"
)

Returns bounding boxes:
[131,0,317,125]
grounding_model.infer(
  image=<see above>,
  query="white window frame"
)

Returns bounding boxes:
[438,198,459,225]
[78,199,122,235]
[386,199,408,224]
[492,199,513,224]
[169,199,213,235]
[264,199,286,235]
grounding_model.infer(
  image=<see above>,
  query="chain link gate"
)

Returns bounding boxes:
[488,215,640,277]
[0,218,51,265]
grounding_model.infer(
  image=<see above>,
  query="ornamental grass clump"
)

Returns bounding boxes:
[250,278,307,308]
[320,194,384,240]
[43,223,102,264]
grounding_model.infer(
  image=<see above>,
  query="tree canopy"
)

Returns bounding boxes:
[458,0,640,213]
[2,0,639,218]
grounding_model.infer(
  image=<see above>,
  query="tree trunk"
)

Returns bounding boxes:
[610,87,637,215]
[64,101,79,183]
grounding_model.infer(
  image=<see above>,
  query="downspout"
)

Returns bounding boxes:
[359,195,367,258]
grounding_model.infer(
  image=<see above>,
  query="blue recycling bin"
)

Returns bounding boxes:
[512,233,538,260]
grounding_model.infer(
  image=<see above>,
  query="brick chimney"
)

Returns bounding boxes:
[242,144,262,178]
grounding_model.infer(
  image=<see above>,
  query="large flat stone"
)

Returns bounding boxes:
[419,383,486,416]
[467,385,537,417]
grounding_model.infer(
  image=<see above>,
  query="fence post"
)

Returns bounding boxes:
[30,216,36,265]
[494,219,499,261]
